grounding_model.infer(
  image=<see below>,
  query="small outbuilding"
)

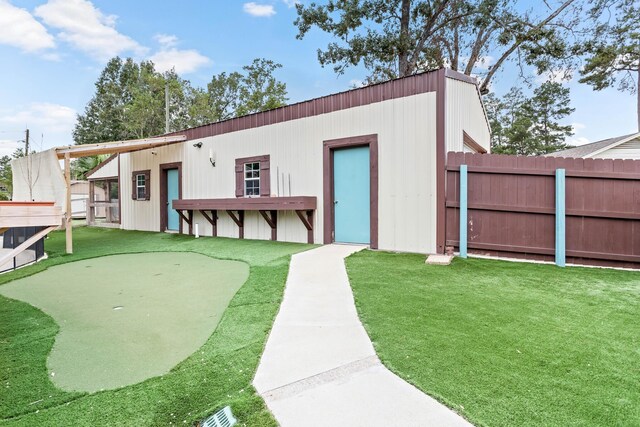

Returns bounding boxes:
[548,132,640,160]
[88,68,491,254]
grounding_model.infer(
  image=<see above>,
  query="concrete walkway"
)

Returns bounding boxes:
[253,244,472,427]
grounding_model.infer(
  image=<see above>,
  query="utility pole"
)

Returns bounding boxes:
[165,83,170,134]
[24,128,29,156]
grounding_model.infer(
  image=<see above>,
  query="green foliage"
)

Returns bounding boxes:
[0,227,314,426]
[488,82,574,155]
[295,0,584,89]
[347,249,640,426]
[579,0,639,128]
[236,59,288,117]
[73,57,288,145]
[205,59,288,121]
[70,155,109,180]
[0,148,31,201]
[0,156,12,200]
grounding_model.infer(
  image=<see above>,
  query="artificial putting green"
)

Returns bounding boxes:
[0,252,248,393]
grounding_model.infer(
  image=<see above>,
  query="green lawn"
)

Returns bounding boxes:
[346,251,640,427]
[0,227,314,426]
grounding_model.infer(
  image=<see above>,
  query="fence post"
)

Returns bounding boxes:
[555,168,566,267]
[459,164,468,258]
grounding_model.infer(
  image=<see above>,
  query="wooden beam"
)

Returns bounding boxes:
[0,203,62,228]
[88,180,95,226]
[227,210,244,239]
[200,210,217,237]
[175,210,192,234]
[55,135,186,159]
[173,196,317,211]
[64,152,72,254]
[259,210,277,240]
[295,210,314,244]
[0,226,57,267]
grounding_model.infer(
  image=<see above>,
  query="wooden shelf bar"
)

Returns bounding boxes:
[173,196,316,243]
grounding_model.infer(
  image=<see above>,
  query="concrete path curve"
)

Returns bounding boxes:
[253,244,472,427]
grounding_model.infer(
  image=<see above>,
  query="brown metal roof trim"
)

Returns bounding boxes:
[463,131,488,154]
[85,153,118,179]
[166,68,481,141]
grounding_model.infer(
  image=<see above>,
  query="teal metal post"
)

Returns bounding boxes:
[555,169,566,267]
[459,164,468,258]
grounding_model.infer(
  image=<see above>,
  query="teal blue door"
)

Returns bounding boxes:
[166,169,179,231]
[333,146,370,244]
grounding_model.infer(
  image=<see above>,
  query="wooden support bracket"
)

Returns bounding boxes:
[200,209,217,237]
[259,210,278,240]
[176,209,193,235]
[295,210,314,244]
[227,210,244,239]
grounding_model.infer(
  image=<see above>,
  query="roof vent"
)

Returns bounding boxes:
[201,406,237,427]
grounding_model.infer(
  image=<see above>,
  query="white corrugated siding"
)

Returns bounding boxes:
[120,92,439,253]
[88,156,119,179]
[445,78,491,152]
[592,139,640,160]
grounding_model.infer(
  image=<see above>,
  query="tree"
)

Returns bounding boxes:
[488,82,574,155]
[526,82,574,154]
[0,155,12,200]
[74,57,288,146]
[236,59,288,116]
[579,0,640,130]
[205,59,288,121]
[70,155,109,180]
[294,0,583,90]
[74,57,139,145]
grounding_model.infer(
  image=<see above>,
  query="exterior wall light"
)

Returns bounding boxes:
[209,149,216,167]
[193,142,203,148]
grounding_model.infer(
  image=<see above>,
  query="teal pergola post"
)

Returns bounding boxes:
[459,164,468,258]
[555,169,566,267]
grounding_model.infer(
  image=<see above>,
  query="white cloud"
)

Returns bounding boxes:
[0,103,77,151]
[349,79,365,88]
[0,0,55,52]
[154,33,178,48]
[149,34,211,74]
[571,122,586,132]
[457,55,494,72]
[282,0,300,7]
[535,69,573,84]
[0,103,76,134]
[34,0,146,61]
[0,140,24,157]
[243,2,276,17]
[566,136,590,146]
[150,48,211,74]
[473,55,494,71]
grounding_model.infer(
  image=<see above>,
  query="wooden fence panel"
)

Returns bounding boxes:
[446,152,640,268]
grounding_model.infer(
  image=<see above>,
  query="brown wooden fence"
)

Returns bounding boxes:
[445,152,640,268]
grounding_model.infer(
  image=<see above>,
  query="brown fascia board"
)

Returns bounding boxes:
[165,69,451,141]
[85,153,118,179]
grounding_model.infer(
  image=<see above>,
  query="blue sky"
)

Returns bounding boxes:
[0,0,636,157]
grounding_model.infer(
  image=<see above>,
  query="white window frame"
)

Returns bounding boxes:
[136,173,146,200]
[244,162,260,197]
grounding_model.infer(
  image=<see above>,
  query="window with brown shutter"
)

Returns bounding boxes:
[131,170,151,200]
[235,155,270,197]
